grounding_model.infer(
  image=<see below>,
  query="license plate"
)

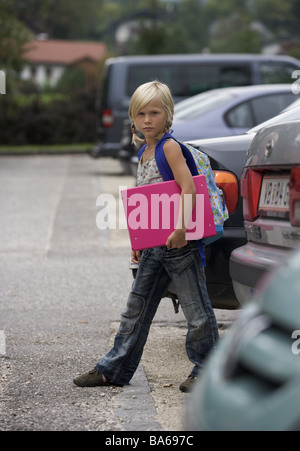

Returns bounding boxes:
[259,176,290,212]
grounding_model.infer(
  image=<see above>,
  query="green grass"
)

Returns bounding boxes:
[0,143,93,155]
[15,92,68,107]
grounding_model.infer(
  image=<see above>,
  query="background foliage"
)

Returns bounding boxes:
[1,0,300,145]
[8,0,300,55]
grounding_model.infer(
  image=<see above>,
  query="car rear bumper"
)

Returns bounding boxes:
[203,227,245,309]
[230,242,293,304]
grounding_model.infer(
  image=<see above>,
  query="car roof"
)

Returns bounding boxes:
[174,84,294,120]
[106,54,300,65]
[175,84,294,106]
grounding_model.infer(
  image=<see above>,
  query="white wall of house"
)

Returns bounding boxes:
[20,64,65,88]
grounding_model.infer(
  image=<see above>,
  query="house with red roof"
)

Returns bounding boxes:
[21,38,107,89]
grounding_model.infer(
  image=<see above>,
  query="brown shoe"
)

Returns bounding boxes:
[179,375,198,393]
[73,368,122,388]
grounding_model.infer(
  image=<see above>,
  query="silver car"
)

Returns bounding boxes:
[230,116,300,304]
[187,248,300,431]
[173,84,296,141]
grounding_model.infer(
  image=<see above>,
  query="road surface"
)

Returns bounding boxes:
[0,154,238,431]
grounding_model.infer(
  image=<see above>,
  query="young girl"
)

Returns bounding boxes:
[74,81,219,393]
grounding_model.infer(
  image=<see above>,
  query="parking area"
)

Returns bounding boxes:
[0,154,237,431]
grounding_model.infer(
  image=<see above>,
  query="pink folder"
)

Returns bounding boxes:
[121,175,216,251]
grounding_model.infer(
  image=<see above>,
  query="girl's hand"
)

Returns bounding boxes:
[166,230,187,249]
[131,250,142,264]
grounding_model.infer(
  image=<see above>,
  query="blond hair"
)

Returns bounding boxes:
[129,81,174,145]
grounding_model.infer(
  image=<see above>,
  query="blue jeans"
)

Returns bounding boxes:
[96,241,219,385]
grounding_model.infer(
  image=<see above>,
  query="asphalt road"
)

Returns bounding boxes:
[0,154,238,432]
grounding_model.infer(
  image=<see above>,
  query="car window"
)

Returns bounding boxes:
[251,92,296,124]
[225,102,255,128]
[259,62,298,83]
[226,92,296,128]
[126,63,252,98]
[185,63,251,93]
[248,105,300,133]
[174,91,236,120]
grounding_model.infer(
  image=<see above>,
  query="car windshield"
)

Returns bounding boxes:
[248,104,300,133]
[174,90,236,120]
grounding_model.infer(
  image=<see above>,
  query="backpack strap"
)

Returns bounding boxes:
[138,134,176,179]
[138,132,198,178]
[155,133,199,179]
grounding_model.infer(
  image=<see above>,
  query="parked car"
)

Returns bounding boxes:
[230,118,300,305]
[187,248,300,431]
[92,53,300,159]
[120,84,296,174]
[283,97,300,111]
[172,84,296,141]
[189,135,251,309]
[130,103,300,309]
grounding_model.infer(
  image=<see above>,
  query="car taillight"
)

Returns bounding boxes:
[241,168,263,221]
[289,166,300,226]
[213,171,239,215]
[101,109,114,128]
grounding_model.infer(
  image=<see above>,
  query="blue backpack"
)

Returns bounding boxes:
[138,133,229,264]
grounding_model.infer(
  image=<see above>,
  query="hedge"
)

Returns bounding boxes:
[0,90,98,145]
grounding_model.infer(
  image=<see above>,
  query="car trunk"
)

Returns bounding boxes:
[241,121,300,248]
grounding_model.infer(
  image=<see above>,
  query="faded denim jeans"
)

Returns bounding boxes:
[96,241,219,385]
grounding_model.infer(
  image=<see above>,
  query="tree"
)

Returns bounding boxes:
[0,0,32,71]
[209,13,262,53]
[250,0,296,37]
[129,0,210,55]
[11,0,52,35]
[44,0,104,40]
[175,0,209,53]
[205,0,300,45]
[12,0,105,40]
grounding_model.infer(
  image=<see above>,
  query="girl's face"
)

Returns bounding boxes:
[135,97,168,142]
